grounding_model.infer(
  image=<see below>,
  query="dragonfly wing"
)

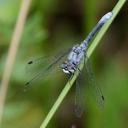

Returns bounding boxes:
[25,56,48,75]
[24,49,71,91]
[84,56,104,108]
[74,74,84,118]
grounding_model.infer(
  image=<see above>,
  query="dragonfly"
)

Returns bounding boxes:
[25,12,112,117]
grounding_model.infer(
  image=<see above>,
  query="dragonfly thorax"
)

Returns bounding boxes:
[61,45,85,74]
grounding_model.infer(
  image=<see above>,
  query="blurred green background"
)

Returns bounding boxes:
[0,0,128,128]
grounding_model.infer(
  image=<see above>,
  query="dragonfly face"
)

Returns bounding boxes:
[61,44,85,74]
[61,60,77,74]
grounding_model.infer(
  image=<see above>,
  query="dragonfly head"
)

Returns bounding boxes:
[60,61,76,74]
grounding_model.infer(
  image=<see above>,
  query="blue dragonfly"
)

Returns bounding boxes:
[25,12,112,117]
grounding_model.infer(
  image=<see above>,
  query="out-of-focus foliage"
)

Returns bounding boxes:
[0,0,128,128]
[0,0,20,23]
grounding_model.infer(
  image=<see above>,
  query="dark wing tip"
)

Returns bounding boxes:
[74,104,83,118]
[28,60,33,64]
[102,95,105,101]
[25,82,30,85]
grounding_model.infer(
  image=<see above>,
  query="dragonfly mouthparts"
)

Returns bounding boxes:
[61,61,77,74]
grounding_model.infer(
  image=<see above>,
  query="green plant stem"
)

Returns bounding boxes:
[87,0,126,58]
[40,0,126,128]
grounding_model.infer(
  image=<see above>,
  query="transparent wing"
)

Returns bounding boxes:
[84,56,104,108]
[25,56,48,75]
[74,73,84,118]
[24,49,71,91]
[25,55,65,75]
